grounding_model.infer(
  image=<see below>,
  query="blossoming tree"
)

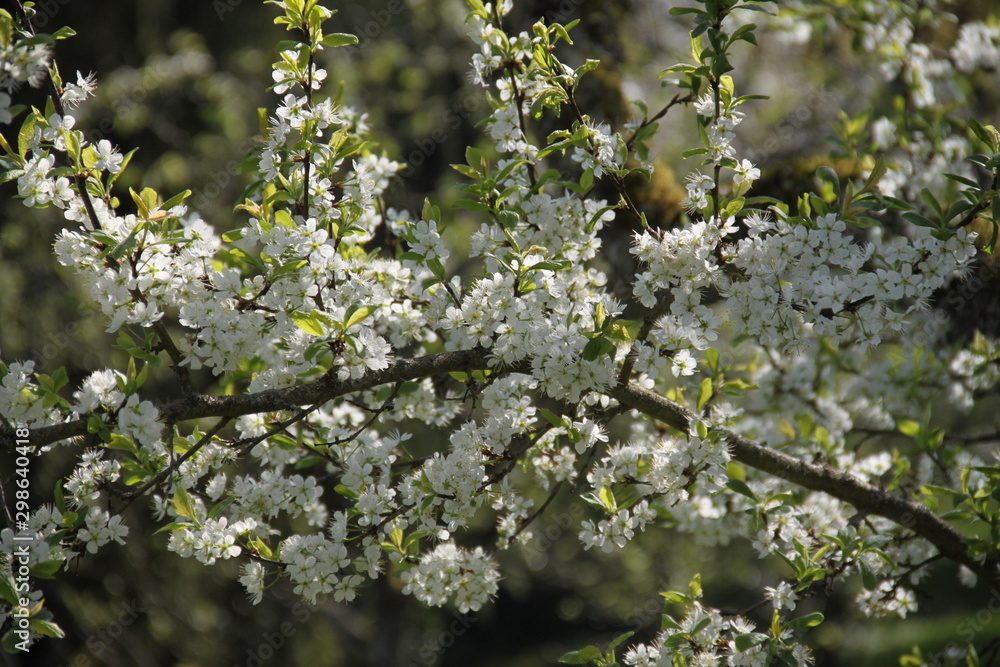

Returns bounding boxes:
[2,0,1000,664]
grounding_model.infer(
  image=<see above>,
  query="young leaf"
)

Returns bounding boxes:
[321,33,359,48]
[343,304,376,330]
[290,311,326,336]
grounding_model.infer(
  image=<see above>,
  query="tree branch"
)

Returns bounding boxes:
[608,381,1000,593]
[5,343,997,593]
[1,347,492,450]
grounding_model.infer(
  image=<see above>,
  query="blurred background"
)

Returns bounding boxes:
[2,0,1000,665]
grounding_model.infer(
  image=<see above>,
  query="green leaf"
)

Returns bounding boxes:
[784,612,824,629]
[426,257,447,280]
[539,408,567,428]
[582,336,615,362]
[465,146,488,175]
[274,208,295,228]
[290,311,326,336]
[688,573,703,599]
[52,26,77,40]
[669,7,704,16]
[171,487,198,522]
[106,434,140,457]
[697,377,713,411]
[321,32,359,47]
[452,198,489,212]
[161,189,192,210]
[106,147,138,189]
[920,484,958,496]
[30,618,65,639]
[607,631,634,652]
[598,485,617,513]
[901,212,937,229]
[54,480,66,515]
[29,560,62,579]
[816,166,840,201]
[705,347,720,373]
[775,645,800,667]
[334,483,358,500]
[659,63,697,77]
[559,646,602,664]
[860,559,878,591]
[64,130,81,163]
[246,537,271,560]
[343,304,376,330]
[208,497,235,520]
[130,186,160,218]
[18,112,37,158]
[3,629,24,654]
[0,569,18,605]
[660,590,690,604]
[726,478,758,502]
[969,118,1000,152]
[897,419,921,438]
[605,322,632,342]
[154,521,193,535]
[735,632,768,652]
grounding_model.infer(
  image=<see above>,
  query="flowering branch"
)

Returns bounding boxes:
[608,381,1000,593]
[3,0,1000,660]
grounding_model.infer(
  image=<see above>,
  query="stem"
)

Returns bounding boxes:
[302,35,315,216]
[608,381,1000,594]
[12,0,103,232]
[563,82,644,223]
[617,287,673,385]
[624,92,693,152]
[508,66,538,189]
[8,346,1000,592]
[118,417,231,509]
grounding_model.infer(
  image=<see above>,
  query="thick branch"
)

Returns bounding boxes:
[609,382,1000,593]
[5,343,996,592]
[2,347,491,449]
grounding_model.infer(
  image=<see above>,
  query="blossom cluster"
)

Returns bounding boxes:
[400,542,500,614]
[0,0,998,663]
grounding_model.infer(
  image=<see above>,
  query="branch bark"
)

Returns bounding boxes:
[4,345,996,592]
[1,347,492,450]
[609,381,1000,593]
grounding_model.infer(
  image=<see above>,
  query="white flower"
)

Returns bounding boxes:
[93,139,124,173]
[733,159,760,186]
[78,507,129,553]
[61,71,97,108]
[764,580,797,611]
[671,349,697,377]
[239,562,267,605]
[400,543,500,613]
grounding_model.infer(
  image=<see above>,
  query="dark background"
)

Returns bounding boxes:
[2,1,1000,665]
